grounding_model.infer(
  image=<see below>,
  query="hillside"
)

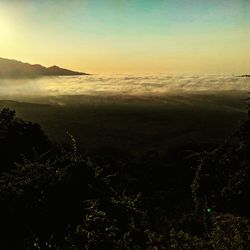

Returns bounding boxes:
[0,57,89,78]
[0,103,249,249]
[238,75,250,77]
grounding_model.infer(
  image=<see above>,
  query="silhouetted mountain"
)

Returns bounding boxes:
[237,75,250,77]
[0,57,89,78]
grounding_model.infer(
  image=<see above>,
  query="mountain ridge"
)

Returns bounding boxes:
[0,57,89,78]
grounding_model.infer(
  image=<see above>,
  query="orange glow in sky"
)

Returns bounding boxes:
[0,0,249,74]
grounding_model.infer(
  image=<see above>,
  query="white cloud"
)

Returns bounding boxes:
[0,74,249,101]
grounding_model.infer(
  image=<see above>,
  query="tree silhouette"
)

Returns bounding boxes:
[0,108,51,172]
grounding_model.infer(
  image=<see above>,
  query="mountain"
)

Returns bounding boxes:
[238,75,250,77]
[0,57,89,78]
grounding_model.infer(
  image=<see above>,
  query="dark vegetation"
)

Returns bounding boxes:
[0,94,249,249]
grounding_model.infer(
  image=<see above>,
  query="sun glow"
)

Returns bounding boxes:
[0,1,249,74]
[0,16,7,35]
[0,6,18,60]
[0,8,13,40]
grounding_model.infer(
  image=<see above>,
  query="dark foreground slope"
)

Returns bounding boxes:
[0,93,246,157]
[0,101,250,249]
[0,57,88,78]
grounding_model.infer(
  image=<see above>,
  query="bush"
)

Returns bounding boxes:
[210,213,250,250]
[0,108,50,172]
[1,107,250,249]
[192,120,250,216]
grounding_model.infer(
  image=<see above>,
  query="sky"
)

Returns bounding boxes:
[0,0,249,74]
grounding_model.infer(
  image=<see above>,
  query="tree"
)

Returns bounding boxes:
[0,108,51,171]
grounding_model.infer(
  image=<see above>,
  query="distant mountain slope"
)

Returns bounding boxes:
[0,57,89,78]
[238,75,250,78]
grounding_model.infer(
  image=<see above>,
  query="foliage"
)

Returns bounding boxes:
[191,120,250,216]
[210,213,250,250]
[168,229,209,250]
[0,107,250,249]
[0,108,50,171]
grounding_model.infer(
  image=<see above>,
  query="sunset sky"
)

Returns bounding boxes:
[0,0,249,74]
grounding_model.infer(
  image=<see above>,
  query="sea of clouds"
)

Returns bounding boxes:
[0,74,249,99]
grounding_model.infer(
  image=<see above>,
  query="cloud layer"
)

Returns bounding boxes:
[0,74,249,100]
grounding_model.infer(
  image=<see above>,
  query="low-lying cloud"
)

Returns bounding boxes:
[0,74,249,101]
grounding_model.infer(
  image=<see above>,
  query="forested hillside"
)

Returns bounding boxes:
[0,107,249,249]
